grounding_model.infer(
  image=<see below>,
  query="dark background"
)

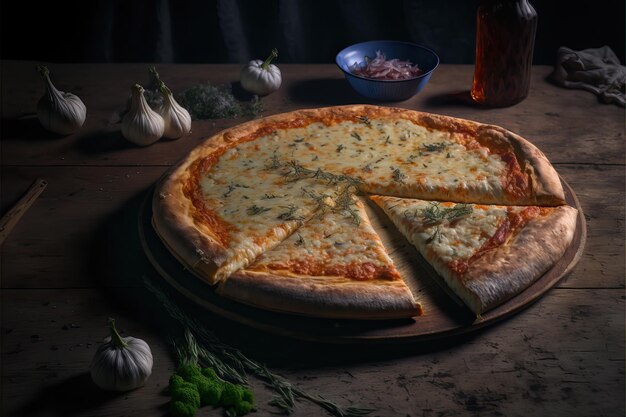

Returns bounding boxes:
[1,0,624,65]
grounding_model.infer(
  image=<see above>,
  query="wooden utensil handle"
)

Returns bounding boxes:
[0,178,48,245]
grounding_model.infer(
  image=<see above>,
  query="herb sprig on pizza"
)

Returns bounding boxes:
[152,105,576,319]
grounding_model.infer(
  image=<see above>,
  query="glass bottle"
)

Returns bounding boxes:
[470,0,538,107]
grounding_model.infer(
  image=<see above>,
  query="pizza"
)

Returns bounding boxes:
[218,198,421,319]
[152,104,576,319]
[370,196,577,315]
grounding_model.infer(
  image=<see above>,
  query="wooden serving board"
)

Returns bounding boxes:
[138,178,586,344]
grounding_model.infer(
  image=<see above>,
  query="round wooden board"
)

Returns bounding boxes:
[138,177,586,344]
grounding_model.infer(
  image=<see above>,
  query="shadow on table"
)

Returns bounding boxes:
[286,78,386,106]
[73,129,137,155]
[0,114,67,141]
[423,90,479,108]
[9,372,123,417]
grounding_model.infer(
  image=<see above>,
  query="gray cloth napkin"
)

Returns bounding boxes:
[551,46,626,107]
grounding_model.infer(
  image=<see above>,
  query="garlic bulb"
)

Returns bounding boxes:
[121,84,164,146]
[91,318,153,392]
[36,65,86,135]
[240,48,282,96]
[157,83,192,140]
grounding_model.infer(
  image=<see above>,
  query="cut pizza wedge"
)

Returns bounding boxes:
[370,195,577,315]
[217,198,421,319]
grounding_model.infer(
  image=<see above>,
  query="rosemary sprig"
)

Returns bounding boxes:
[280,160,362,189]
[247,204,271,215]
[422,142,447,152]
[302,186,361,226]
[145,278,247,384]
[332,186,361,226]
[277,205,305,221]
[425,225,442,244]
[419,202,473,225]
[392,168,406,183]
[144,277,374,417]
[351,132,362,141]
[355,115,371,126]
[223,184,236,198]
[265,151,282,170]
[266,157,362,226]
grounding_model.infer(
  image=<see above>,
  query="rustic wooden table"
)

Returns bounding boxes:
[1,61,624,417]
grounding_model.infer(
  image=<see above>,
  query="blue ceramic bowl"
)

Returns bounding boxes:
[336,40,439,101]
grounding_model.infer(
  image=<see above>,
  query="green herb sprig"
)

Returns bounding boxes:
[144,278,374,417]
[419,202,473,224]
[355,116,371,127]
[176,83,263,120]
[392,168,406,183]
[279,160,362,189]
[402,202,473,243]
[265,157,362,225]
[246,205,271,215]
[301,186,361,226]
[277,205,305,222]
[422,142,447,152]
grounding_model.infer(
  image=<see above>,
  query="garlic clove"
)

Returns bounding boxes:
[148,67,192,140]
[36,65,87,135]
[121,84,164,146]
[158,84,192,140]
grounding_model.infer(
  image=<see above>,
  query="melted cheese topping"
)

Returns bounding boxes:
[196,117,511,279]
[245,200,400,281]
[374,196,529,264]
[254,119,507,198]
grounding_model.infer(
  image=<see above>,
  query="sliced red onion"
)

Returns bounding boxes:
[350,51,423,80]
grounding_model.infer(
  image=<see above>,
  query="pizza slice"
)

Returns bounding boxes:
[370,195,577,315]
[217,197,421,319]
[252,105,566,206]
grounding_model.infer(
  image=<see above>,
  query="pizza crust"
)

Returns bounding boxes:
[218,270,421,320]
[153,167,225,284]
[475,125,566,205]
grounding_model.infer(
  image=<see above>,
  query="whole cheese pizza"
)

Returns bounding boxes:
[152,105,576,319]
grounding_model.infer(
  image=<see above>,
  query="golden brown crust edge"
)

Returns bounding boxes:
[460,205,578,314]
[152,172,224,282]
[397,109,565,206]
[476,124,566,206]
[218,270,422,320]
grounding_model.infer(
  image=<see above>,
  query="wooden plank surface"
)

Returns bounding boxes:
[1,61,624,417]
[1,288,623,417]
[1,62,623,166]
